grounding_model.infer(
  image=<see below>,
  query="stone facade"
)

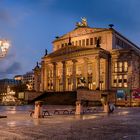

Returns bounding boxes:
[34,19,140,99]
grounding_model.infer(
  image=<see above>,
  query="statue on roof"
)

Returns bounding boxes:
[76,17,88,28]
[45,49,48,56]
[81,17,88,26]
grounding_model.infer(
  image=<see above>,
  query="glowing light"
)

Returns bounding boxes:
[0,39,10,57]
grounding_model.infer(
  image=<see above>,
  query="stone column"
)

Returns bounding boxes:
[62,61,66,91]
[44,63,47,91]
[40,62,44,91]
[105,58,109,90]
[72,59,77,90]
[95,55,100,90]
[83,58,88,87]
[52,62,57,91]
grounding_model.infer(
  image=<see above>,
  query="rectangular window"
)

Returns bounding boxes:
[114,62,117,72]
[86,39,89,46]
[124,75,127,87]
[76,66,82,75]
[61,44,64,47]
[79,40,81,46]
[88,64,92,74]
[118,62,123,72]
[90,38,93,45]
[82,39,85,46]
[94,37,97,45]
[113,75,117,87]
[118,75,122,87]
[124,61,128,72]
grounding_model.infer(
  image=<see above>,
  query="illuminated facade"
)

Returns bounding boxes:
[34,19,140,93]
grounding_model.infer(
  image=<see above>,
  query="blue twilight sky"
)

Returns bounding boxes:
[0,0,140,78]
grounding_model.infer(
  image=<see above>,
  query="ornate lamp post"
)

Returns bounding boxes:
[0,39,10,58]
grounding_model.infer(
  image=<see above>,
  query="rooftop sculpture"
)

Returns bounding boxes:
[76,17,88,27]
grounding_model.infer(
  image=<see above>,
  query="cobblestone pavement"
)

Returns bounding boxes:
[0,107,140,140]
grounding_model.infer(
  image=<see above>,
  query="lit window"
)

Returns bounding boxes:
[67,67,72,75]
[113,75,117,87]
[124,61,128,72]
[114,62,117,72]
[88,64,92,74]
[118,62,123,72]
[76,66,82,75]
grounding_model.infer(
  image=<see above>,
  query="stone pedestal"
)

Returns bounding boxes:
[103,103,109,113]
[101,95,109,113]
[33,101,43,119]
[75,101,83,115]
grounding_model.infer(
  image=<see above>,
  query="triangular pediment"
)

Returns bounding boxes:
[53,27,107,43]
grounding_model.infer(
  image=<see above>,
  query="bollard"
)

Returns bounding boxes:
[33,101,43,119]
[75,101,83,115]
[101,96,109,113]
[103,103,109,113]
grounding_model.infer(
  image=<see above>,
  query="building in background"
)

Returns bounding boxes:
[33,62,41,92]
[0,79,21,99]
[14,75,23,81]
[23,71,35,91]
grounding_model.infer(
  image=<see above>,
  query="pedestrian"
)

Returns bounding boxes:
[109,102,115,113]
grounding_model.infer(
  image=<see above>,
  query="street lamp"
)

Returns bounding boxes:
[0,39,10,58]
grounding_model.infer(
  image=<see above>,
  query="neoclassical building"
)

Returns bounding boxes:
[34,18,140,94]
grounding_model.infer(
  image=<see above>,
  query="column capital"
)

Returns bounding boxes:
[61,61,66,64]
[72,59,77,63]
[52,62,57,66]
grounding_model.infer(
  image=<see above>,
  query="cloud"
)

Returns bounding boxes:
[0,49,22,78]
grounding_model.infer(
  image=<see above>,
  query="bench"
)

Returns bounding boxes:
[53,109,70,115]
[83,107,97,114]
[29,110,51,117]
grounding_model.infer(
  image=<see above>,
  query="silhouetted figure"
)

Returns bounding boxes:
[68,36,72,46]
[45,49,48,56]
